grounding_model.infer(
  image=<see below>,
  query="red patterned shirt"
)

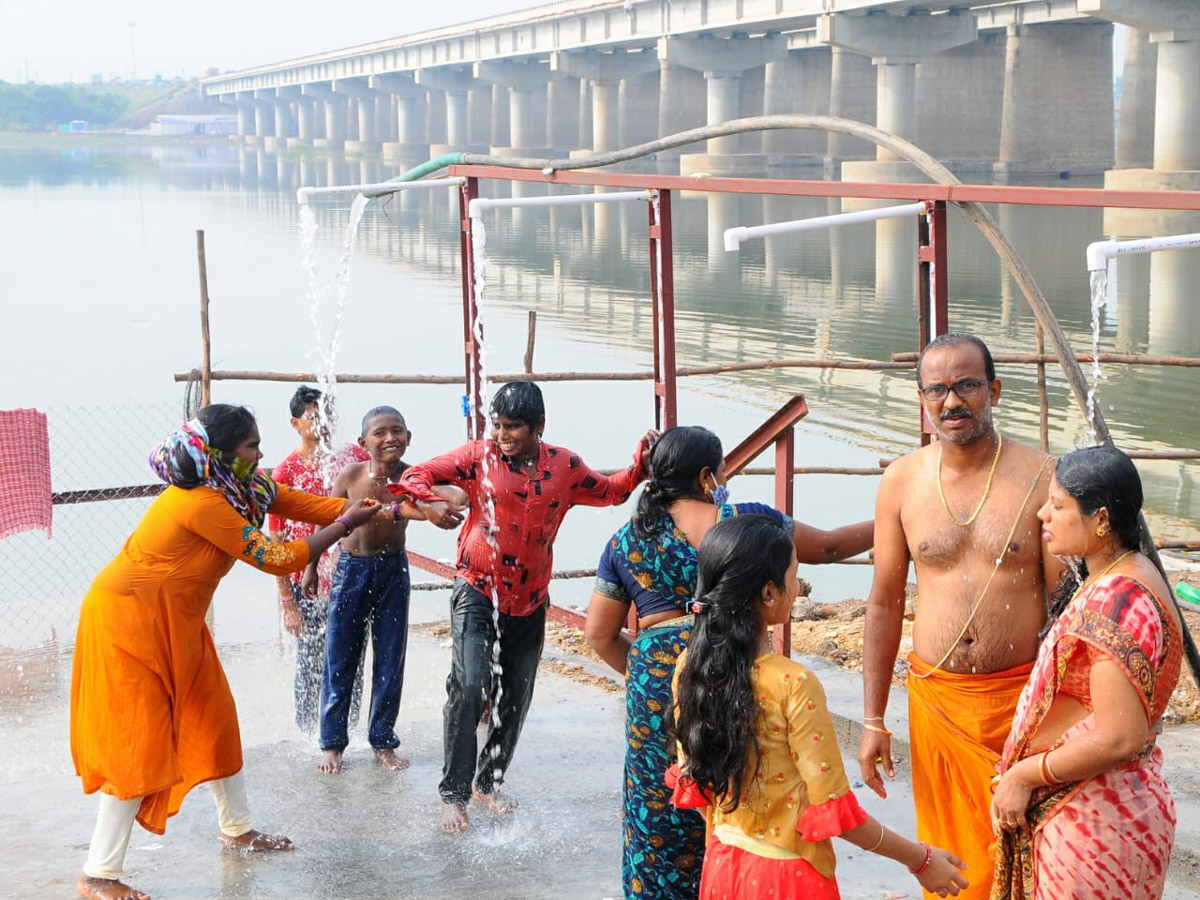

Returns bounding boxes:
[267,444,368,592]
[399,439,645,616]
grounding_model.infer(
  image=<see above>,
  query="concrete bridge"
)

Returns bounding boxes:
[200,0,1199,188]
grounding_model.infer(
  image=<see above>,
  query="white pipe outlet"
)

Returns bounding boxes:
[724,201,927,253]
[296,177,466,204]
[1086,232,1200,272]
[468,190,652,218]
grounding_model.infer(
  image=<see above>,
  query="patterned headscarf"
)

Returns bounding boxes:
[149,418,278,528]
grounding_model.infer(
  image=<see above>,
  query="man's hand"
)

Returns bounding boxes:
[858,726,896,799]
[637,429,661,470]
[301,566,319,600]
[422,499,465,530]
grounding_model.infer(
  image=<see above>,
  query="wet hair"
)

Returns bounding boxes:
[490,382,544,429]
[916,332,996,388]
[289,385,322,418]
[633,426,723,541]
[1046,445,1145,621]
[668,515,795,813]
[172,404,257,487]
[361,405,405,436]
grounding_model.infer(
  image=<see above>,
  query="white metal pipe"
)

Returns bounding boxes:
[469,190,652,218]
[724,201,927,252]
[296,177,465,204]
[1085,231,1200,272]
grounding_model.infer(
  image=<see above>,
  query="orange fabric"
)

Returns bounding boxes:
[907,653,1033,900]
[70,484,342,834]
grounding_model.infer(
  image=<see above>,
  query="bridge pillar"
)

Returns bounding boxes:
[546,75,581,152]
[818,9,976,178]
[303,84,345,150]
[425,89,447,145]
[1082,0,1200,234]
[763,48,831,171]
[279,87,312,149]
[656,62,706,168]
[271,97,293,151]
[372,74,431,160]
[1117,27,1157,168]
[473,60,562,155]
[332,79,381,156]
[915,33,1005,176]
[994,20,1114,181]
[234,96,255,140]
[553,48,659,155]
[251,90,276,145]
[656,34,788,175]
[416,67,488,154]
[826,47,876,164]
[619,69,659,150]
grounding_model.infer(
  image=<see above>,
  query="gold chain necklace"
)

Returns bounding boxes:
[1077,549,1135,597]
[936,432,1003,527]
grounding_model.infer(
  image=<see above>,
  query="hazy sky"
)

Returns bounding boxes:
[0,1,546,84]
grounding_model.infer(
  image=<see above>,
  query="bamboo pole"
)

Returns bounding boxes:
[1035,324,1049,452]
[197,230,212,407]
[892,351,1200,367]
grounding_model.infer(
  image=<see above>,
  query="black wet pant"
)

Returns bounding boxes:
[438,579,546,804]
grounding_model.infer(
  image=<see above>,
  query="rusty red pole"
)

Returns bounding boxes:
[649,188,678,431]
[772,426,795,656]
[459,176,484,440]
[916,199,950,445]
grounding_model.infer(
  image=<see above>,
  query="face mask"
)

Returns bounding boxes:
[710,483,730,507]
[232,456,257,482]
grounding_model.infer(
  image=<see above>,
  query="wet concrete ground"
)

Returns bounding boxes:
[4,589,1199,898]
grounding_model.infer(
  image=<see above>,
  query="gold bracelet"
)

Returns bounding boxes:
[1042,749,1062,784]
[866,820,886,853]
[863,722,892,737]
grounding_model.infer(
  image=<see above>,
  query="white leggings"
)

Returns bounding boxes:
[82,771,253,880]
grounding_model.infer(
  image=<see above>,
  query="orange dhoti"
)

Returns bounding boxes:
[906,653,1033,900]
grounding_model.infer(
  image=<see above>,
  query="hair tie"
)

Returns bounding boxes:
[689,600,706,615]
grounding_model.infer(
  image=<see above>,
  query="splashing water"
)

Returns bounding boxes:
[297,193,371,488]
[1084,268,1109,445]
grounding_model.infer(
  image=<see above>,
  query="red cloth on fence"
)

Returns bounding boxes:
[0,409,52,540]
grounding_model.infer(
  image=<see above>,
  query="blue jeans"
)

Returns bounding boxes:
[438,579,546,804]
[319,551,410,752]
[288,582,363,734]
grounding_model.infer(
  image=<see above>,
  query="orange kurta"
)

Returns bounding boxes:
[907,653,1033,900]
[70,483,343,834]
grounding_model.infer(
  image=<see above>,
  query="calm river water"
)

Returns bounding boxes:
[1,138,1197,646]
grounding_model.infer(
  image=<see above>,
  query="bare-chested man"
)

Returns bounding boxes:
[316,406,465,774]
[858,333,1060,900]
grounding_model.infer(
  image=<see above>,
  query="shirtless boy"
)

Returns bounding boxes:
[316,406,463,774]
[857,333,1062,900]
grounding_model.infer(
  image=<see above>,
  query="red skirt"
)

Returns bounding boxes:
[699,834,841,900]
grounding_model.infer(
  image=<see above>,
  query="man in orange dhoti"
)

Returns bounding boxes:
[856,334,1062,900]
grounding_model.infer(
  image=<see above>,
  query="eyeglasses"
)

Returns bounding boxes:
[919,379,990,402]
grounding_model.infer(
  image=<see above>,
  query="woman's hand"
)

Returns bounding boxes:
[990,758,1038,837]
[300,565,319,600]
[916,846,969,897]
[342,498,382,528]
[281,596,304,636]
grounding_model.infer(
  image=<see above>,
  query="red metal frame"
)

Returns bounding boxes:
[916,199,950,443]
[459,176,485,439]
[648,189,678,430]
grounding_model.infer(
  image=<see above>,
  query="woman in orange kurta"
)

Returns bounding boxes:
[71,405,382,900]
[668,516,969,900]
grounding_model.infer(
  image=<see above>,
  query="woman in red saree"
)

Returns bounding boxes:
[990,445,1183,900]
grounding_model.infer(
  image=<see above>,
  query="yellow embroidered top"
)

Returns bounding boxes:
[673,651,861,880]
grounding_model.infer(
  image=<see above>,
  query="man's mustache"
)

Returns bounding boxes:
[940,409,973,421]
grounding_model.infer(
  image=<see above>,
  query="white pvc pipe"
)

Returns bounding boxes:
[1085,231,1200,272]
[724,201,927,252]
[468,190,652,218]
[296,177,466,204]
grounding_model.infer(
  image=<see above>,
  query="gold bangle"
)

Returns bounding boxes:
[863,722,892,737]
[1042,749,1062,784]
[866,820,886,853]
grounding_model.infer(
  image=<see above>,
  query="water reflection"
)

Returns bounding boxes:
[1,139,1195,532]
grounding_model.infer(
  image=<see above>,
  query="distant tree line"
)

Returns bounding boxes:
[0,81,131,130]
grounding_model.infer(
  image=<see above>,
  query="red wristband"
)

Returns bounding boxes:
[908,842,932,875]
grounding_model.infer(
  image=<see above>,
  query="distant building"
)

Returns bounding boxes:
[152,114,237,136]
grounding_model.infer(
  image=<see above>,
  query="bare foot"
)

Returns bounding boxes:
[374,748,410,771]
[219,830,295,853]
[77,875,149,900]
[441,801,470,834]
[317,749,342,774]
[472,788,519,813]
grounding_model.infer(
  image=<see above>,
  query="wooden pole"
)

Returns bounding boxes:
[197,230,212,408]
[1035,323,1049,452]
[524,310,537,374]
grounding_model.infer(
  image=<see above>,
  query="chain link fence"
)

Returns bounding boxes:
[1,401,187,655]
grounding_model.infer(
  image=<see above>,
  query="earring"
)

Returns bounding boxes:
[1096,522,1110,538]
